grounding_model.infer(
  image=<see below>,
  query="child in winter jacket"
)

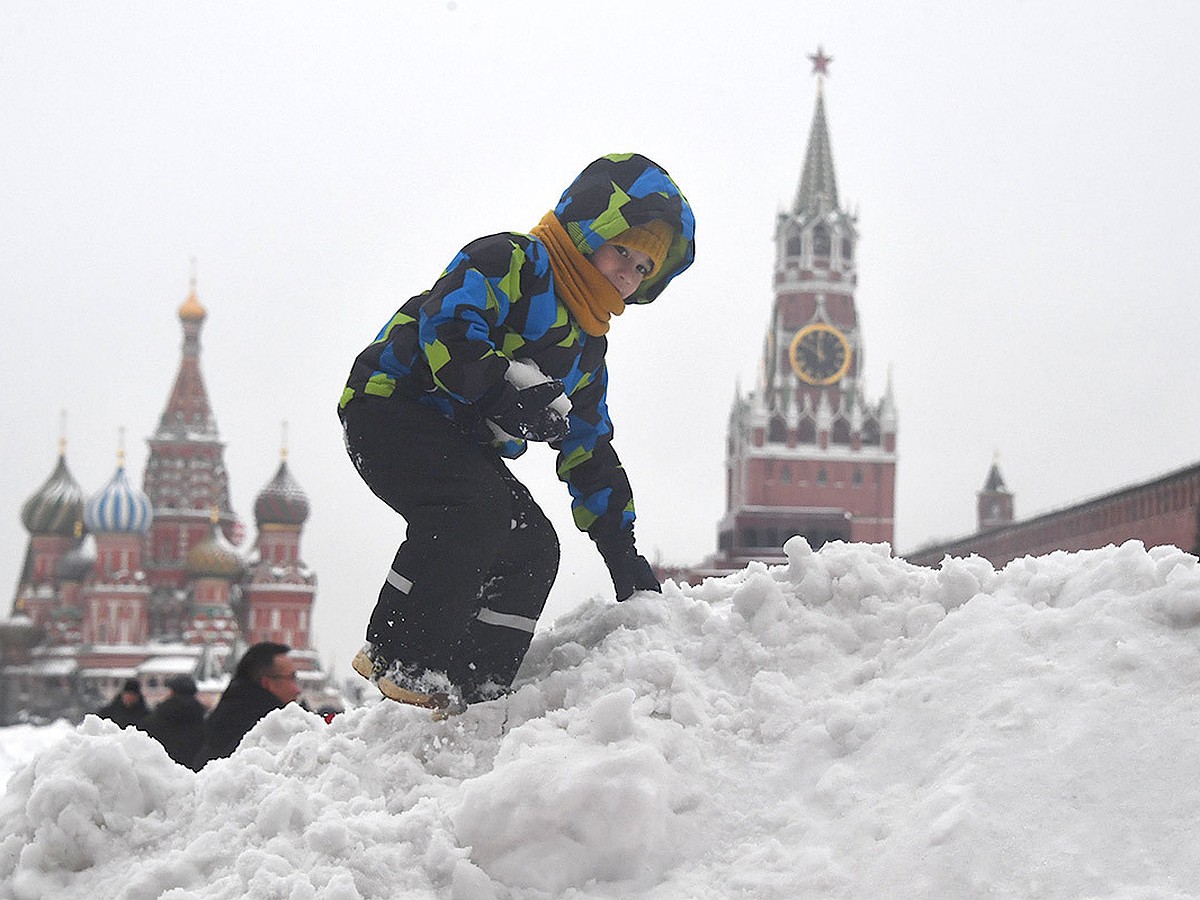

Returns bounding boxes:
[339,152,696,712]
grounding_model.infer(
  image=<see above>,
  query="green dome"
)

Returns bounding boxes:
[21,454,85,536]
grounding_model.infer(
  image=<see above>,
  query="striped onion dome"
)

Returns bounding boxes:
[254,457,310,527]
[57,532,96,581]
[84,465,153,534]
[21,454,85,536]
[185,519,244,579]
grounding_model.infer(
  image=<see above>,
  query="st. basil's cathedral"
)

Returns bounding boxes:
[0,283,326,722]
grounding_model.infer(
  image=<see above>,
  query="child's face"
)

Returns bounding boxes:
[590,242,655,300]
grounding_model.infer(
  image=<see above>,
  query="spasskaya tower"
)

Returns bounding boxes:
[709,48,897,568]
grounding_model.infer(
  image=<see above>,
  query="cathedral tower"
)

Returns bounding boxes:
[81,441,154,645]
[14,432,85,633]
[715,49,897,565]
[143,279,239,597]
[243,436,316,649]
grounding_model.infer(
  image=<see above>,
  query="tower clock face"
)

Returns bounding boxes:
[788,323,852,386]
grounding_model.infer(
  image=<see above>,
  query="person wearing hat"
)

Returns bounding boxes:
[95,678,150,728]
[140,674,207,771]
[339,152,696,713]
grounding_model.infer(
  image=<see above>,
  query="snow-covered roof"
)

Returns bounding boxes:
[30,658,77,676]
[79,667,138,680]
[136,656,197,674]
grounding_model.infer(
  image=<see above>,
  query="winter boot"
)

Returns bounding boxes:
[352,643,462,712]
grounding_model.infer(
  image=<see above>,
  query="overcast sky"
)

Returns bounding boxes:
[4,1,1199,676]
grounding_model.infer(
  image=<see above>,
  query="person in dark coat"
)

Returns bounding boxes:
[96,678,150,728]
[193,642,301,768]
[141,674,207,771]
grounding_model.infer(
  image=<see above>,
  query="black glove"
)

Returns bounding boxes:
[596,533,661,602]
[485,380,569,443]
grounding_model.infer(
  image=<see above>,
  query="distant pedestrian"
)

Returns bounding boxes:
[193,642,301,768]
[95,678,150,728]
[141,674,207,770]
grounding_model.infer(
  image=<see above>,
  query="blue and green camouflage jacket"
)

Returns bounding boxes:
[340,153,695,541]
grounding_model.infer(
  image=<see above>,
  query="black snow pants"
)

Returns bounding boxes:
[340,395,560,700]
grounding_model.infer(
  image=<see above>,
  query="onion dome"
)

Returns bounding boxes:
[186,514,244,579]
[84,462,153,535]
[21,453,85,536]
[254,455,310,527]
[178,284,207,322]
[56,527,96,582]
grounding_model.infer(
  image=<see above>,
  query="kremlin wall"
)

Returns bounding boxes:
[0,284,326,724]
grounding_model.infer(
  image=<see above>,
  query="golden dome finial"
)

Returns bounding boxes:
[178,259,207,322]
[281,420,289,462]
[117,425,126,468]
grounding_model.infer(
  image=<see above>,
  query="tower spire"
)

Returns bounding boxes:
[157,277,217,439]
[794,46,840,217]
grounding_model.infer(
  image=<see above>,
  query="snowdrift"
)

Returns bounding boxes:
[3,537,1200,899]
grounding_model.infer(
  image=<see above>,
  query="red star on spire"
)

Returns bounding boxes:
[809,46,833,77]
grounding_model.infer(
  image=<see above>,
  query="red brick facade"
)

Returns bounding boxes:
[906,463,1200,568]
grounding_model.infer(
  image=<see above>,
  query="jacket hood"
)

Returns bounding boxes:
[551,152,696,305]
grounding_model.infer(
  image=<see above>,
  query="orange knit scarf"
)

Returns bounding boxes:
[530,211,625,337]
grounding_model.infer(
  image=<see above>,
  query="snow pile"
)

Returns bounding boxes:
[0,722,73,788]
[3,537,1200,899]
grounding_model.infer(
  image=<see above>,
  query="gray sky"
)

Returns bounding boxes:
[4,1,1199,676]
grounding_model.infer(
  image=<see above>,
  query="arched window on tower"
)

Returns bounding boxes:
[862,417,881,446]
[831,417,852,445]
[841,237,853,261]
[768,414,787,443]
[796,417,816,444]
[812,225,831,258]
[785,233,803,258]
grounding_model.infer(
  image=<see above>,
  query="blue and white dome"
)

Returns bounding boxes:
[84,465,153,534]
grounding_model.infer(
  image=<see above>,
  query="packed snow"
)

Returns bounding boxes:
[3,537,1200,899]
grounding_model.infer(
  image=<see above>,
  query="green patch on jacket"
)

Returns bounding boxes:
[364,372,397,398]
[572,505,599,532]
[498,243,526,307]
[557,444,592,480]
